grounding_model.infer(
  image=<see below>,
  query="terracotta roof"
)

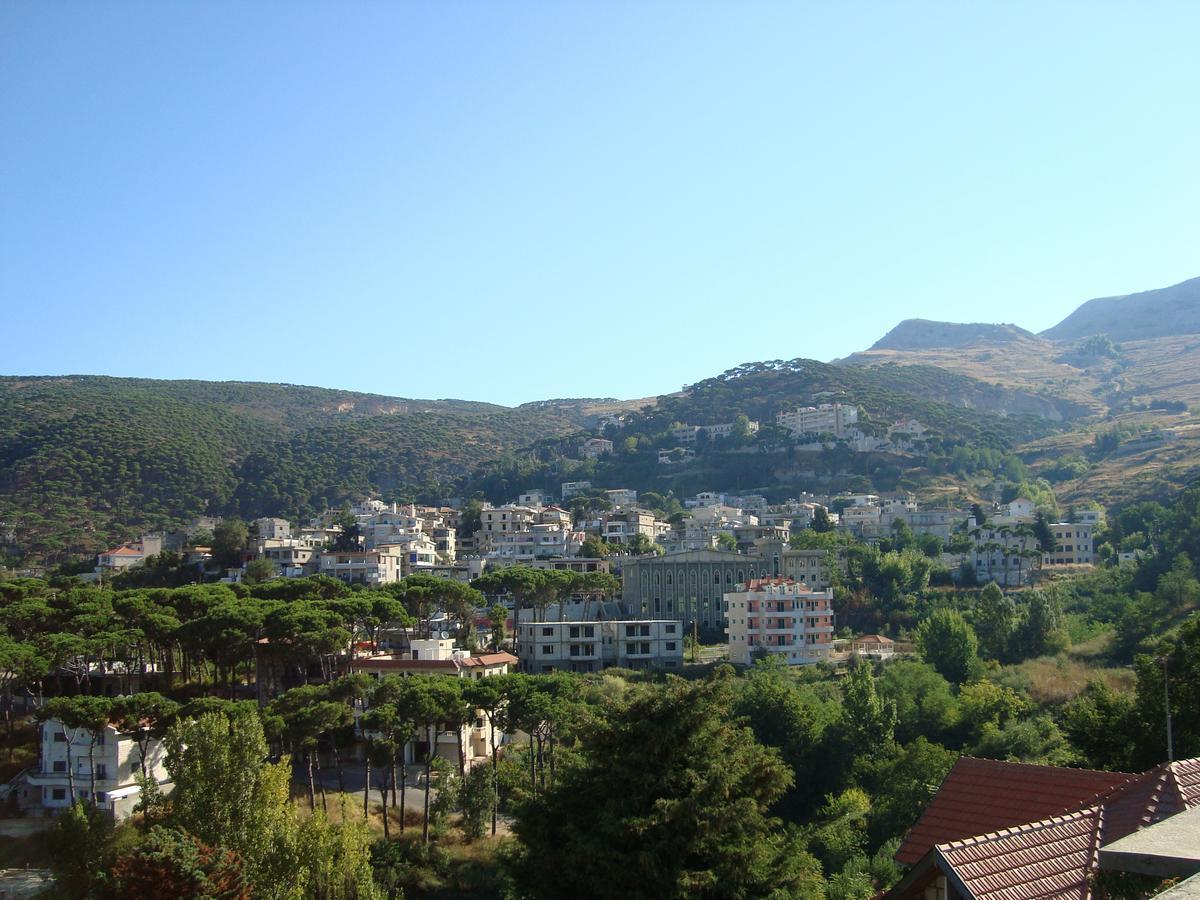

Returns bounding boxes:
[895,757,1135,866]
[103,546,143,556]
[1095,757,1200,843]
[935,806,1104,900]
[459,652,518,667]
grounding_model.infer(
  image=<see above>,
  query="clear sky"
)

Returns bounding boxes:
[2,2,1197,406]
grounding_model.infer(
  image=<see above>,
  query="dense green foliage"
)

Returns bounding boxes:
[0,377,578,561]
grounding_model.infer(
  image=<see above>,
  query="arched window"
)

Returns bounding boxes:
[726,571,733,585]
[714,571,721,585]
[737,569,744,584]
[666,572,673,586]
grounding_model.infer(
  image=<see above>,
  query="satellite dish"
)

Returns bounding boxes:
[440,631,450,640]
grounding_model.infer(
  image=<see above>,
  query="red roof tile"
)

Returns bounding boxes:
[935,806,1104,900]
[1095,757,1200,843]
[895,757,1135,866]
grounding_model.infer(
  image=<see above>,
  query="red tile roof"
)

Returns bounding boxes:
[935,806,1104,900]
[1095,757,1200,843]
[894,758,1200,899]
[895,757,1135,866]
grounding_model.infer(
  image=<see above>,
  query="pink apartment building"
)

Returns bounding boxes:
[724,578,835,666]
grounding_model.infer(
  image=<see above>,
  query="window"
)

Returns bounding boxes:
[640,625,650,636]
[541,645,552,655]
[52,788,66,801]
[641,643,651,654]
[542,627,553,637]
[52,761,66,773]
[625,625,636,637]
[584,626,595,638]
[53,733,66,743]
[665,624,676,634]
[625,643,637,655]
[569,626,580,639]
[569,644,581,657]
[666,642,676,651]
[96,764,107,779]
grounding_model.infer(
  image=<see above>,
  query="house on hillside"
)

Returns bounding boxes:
[16,718,172,821]
[350,640,517,772]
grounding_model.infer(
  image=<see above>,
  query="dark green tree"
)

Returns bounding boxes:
[505,673,826,899]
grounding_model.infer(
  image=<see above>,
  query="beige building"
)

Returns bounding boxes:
[319,548,406,585]
[1046,522,1095,566]
[352,640,517,772]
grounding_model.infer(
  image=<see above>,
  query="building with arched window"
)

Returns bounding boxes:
[620,550,769,635]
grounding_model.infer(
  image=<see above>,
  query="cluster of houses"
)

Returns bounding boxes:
[92,483,1102,596]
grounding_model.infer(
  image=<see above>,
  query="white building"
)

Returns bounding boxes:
[776,403,858,438]
[724,578,835,666]
[319,548,406,585]
[561,481,593,501]
[516,620,685,673]
[604,488,639,507]
[22,718,172,821]
[518,489,555,507]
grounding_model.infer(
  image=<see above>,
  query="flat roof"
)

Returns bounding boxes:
[1099,805,1200,879]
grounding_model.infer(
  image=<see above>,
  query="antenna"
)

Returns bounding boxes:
[1162,655,1174,763]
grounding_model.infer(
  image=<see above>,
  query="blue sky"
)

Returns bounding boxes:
[2,2,1197,406]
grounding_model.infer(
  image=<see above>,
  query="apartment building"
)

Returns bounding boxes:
[776,402,858,438]
[260,541,318,577]
[516,619,684,673]
[602,509,660,545]
[780,548,839,591]
[1045,522,1095,566]
[578,437,614,459]
[21,718,172,821]
[253,517,292,541]
[621,549,778,632]
[351,640,517,772]
[969,525,1041,586]
[724,578,835,666]
[319,548,406,585]
[561,481,593,501]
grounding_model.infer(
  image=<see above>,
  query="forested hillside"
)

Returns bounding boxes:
[0,377,579,560]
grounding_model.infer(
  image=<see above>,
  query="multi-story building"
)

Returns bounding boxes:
[578,437,614,459]
[724,578,835,666]
[621,550,777,632]
[319,548,406,585]
[780,548,839,591]
[1045,522,1095,566]
[604,488,639,507]
[776,403,858,438]
[21,718,172,820]
[969,525,1042,586]
[253,517,292,542]
[561,481,593,501]
[516,620,684,673]
[260,541,318,577]
[351,640,517,772]
[602,509,660,545]
[518,489,554,507]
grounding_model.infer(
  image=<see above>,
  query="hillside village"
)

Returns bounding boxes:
[0,281,1199,897]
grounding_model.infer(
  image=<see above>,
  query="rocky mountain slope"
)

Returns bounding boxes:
[1041,275,1200,343]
